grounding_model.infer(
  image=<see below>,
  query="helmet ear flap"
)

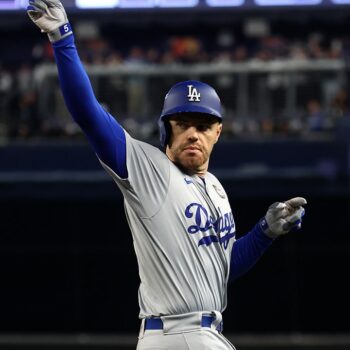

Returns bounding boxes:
[158,117,171,148]
[164,119,171,147]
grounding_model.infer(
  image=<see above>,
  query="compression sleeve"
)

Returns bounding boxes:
[229,223,273,282]
[52,35,127,178]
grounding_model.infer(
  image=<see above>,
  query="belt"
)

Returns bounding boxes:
[144,315,223,332]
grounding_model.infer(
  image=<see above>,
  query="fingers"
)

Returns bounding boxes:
[27,0,47,19]
[283,197,307,217]
[285,197,307,208]
[282,207,305,232]
[27,8,43,20]
[268,202,286,211]
[285,207,305,223]
[46,0,64,8]
[30,0,63,9]
[31,0,48,10]
[268,202,287,220]
[265,197,307,237]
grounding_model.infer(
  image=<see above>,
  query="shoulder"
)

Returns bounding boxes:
[207,171,229,198]
[125,132,168,161]
[206,171,222,185]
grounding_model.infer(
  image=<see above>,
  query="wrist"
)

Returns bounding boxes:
[258,217,277,239]
[48,22,73,42]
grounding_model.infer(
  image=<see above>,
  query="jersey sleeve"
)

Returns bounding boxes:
[229,223,273,282]
[52,35,127,178]
[52,35,169,217]
[100,132,170,219]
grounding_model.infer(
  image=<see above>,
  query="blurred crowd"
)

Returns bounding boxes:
[0,25,349,142]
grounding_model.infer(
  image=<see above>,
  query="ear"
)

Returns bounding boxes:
[215,123,222,143]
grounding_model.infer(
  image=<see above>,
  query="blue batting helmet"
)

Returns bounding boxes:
[158,80,222,147]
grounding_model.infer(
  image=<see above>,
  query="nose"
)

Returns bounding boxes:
[186,126,199,142]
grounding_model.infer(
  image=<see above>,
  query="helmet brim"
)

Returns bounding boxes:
[160,104,222,120]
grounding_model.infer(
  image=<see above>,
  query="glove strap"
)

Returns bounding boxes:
[259,217,277,239]
[259,217,269,233]
[48,22,73,43]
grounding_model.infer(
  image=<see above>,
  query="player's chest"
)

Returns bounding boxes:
[167,173,235,251]
[170,172,230,208]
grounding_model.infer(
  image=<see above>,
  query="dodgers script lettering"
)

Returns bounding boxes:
[185,203,235,249]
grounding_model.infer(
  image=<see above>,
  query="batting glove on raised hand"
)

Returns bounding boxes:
[27,0,72,42]
[259,197,307,239]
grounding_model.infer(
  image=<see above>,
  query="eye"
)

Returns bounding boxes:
[197,124,211,132]
[176,122,189,129]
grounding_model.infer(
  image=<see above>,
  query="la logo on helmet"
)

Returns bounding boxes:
[187,85,201,102]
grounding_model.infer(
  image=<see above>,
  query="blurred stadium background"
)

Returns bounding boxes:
[1,0,350,349]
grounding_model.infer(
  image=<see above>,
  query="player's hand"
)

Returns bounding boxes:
[27,0,72,42]
[260,197,307,239]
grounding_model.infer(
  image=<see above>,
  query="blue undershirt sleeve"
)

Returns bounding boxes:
[229,223,274,282]
[52,35,127,178]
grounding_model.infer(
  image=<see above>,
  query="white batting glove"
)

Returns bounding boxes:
[27,0,72,42]
[259,197,307,239]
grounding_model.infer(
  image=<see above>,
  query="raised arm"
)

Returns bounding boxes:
[27,0,127,178]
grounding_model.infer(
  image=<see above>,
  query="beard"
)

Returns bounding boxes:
[171,143,210,173]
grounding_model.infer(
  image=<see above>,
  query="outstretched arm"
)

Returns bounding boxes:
[27,0,127,178]
[229,197,307,282]
[229,223,273,282]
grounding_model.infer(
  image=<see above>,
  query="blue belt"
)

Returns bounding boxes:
[144,315,223,332]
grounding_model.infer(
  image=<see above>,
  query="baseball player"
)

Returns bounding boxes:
[27,2,307,349]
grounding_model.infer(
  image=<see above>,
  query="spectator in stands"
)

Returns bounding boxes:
[305,99,329,132]
[331,87,350,139]
[0,65,14,137]
[1,25,349,140]
[124,46,148,126]
[7,63,39,139]
[330,88,349,118]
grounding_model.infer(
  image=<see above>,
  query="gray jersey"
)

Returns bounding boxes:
[101,132,236,318]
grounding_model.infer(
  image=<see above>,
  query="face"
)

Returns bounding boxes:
[166,114,222,176]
